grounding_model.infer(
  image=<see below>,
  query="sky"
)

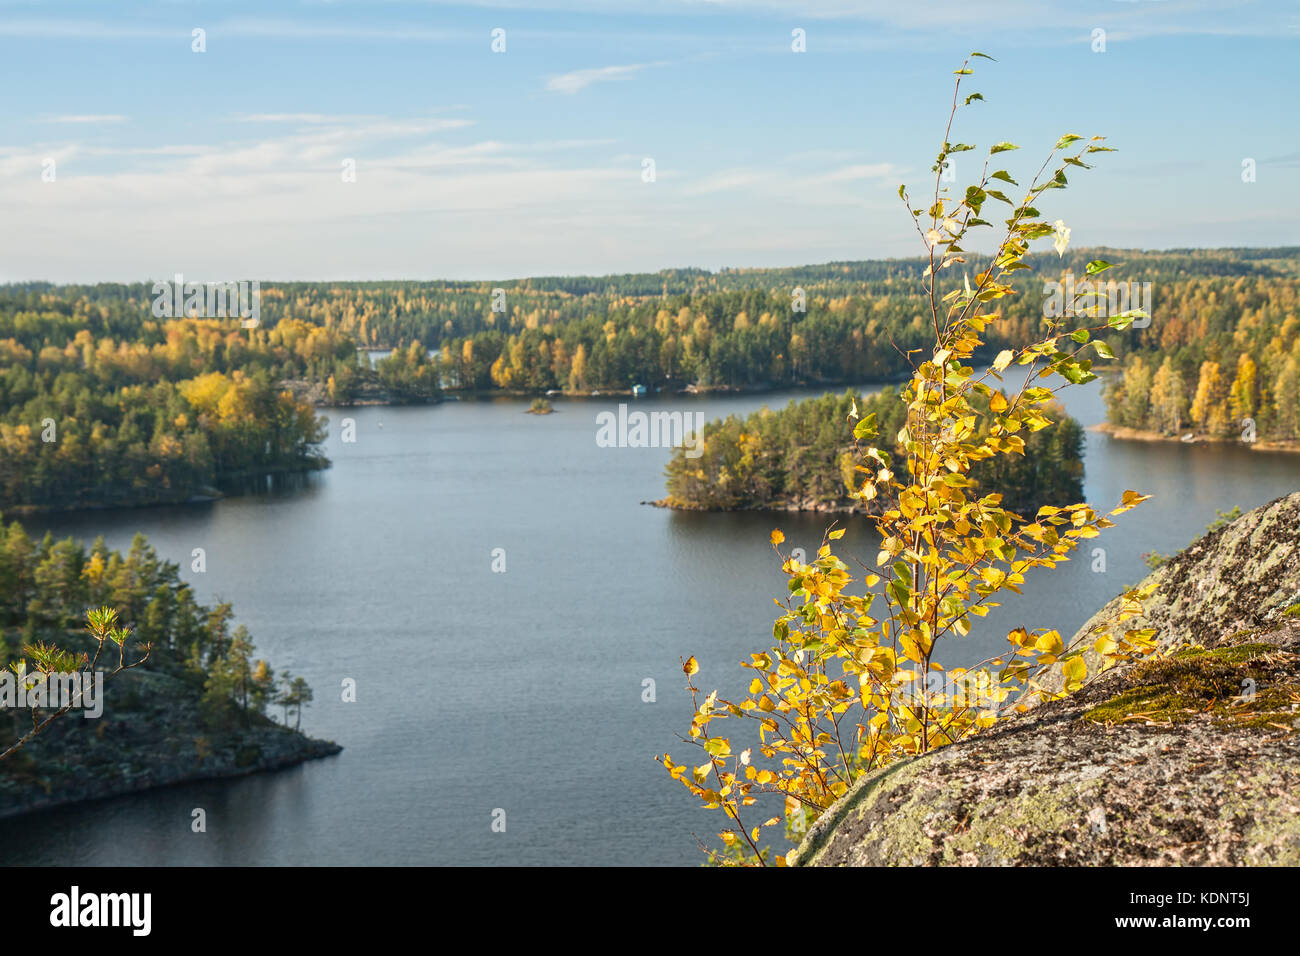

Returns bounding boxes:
[0,0,1296,282]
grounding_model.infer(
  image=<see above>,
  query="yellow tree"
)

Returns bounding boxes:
[569,342,588,392]
[1190,361,1230,436]
[1228,351,1258,424]
[660,54,1156,866]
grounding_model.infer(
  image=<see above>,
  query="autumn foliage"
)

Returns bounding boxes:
[660,55,1160,866]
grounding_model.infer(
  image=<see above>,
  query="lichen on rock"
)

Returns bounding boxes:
[791,491,1300,867]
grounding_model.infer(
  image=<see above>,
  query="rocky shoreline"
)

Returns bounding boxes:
[0,667,342,820]
[0,732,341,821]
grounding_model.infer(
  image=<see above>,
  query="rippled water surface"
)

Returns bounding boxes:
[5,377,1297,865]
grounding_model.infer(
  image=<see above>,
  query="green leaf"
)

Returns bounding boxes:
[1070,329,1090,343]
[990,170,1018,185]
[1054,134,1083,150]
[970,51,996,60]
[1085,260,1113,276]
[989,142,1019,154]
[853,412,878,440]
[1058,362,1087,385]
[1094,341,1116,359]
[964,92,984,105]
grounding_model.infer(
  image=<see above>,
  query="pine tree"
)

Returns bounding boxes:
[290,677,313,731]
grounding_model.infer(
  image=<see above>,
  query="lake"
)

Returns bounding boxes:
[3,373,1298,865]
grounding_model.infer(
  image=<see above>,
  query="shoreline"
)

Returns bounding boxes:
[1091,422,1300,454]
[312,373,916,407]
[5,458,331,516]
[0,732,342,821]
[645,497,880,516]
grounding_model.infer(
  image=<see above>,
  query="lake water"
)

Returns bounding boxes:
[3,374,1298,865]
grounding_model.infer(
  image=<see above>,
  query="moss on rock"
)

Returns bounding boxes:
[792,492,1300,867]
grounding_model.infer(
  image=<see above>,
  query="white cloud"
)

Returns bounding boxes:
[234,114,377,125]
[803,162,899,185]
[0,17,460,41]
[216,18,459,40]
[683,168,769,195]
[41,114,128,125]
[0,19,175,39]
[545,63,657,94]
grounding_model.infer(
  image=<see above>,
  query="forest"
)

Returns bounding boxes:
[1101,281,1300,442]
[660,388,1085,516]
[7,247,1295,400]
[2,246,1295,511]
[0,521,312,765]
[0,302,440,510]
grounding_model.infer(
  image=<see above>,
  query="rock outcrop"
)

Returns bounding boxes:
[791,491,1300,866]
[0,666,340,819]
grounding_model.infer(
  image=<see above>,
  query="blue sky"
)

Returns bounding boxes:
[1,0,1296,282]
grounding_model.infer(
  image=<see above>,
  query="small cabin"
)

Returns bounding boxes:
[632,384,647,397]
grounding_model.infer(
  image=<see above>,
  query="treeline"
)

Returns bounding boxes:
[0,307,441,510]
[4,247,1296,408]
[0,523,312,746]
[0,316,337,511]
[662,388,1084,516]
[1101,270,1300,440]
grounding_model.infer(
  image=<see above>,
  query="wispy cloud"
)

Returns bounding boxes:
[683,168,769,195]
[216,18,460,41]
[0,18,176,39]
[234,114,378,125]
[0,17,461,41]
[545,63,661,94]
[41,115,128,125]
[684,160,901,198]
[803,162,899,185]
